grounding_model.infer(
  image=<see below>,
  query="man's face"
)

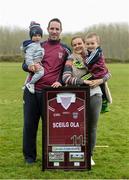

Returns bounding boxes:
[47,21,62,40]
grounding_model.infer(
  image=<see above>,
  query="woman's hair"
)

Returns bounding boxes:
[71,36,85,46]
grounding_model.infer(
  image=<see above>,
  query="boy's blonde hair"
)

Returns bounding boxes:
[85,32,100,44]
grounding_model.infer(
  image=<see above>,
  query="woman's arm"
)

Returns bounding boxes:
[89,72,111,88]
[62,60,84,85]
[102,72,111,82]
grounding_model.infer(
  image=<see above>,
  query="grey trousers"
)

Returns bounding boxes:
[89,94,102,156]
[30,68,44,84]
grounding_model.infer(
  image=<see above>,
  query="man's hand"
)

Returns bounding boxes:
[34,63,42,72]
[51,82,62,88]
[28,64,35,72]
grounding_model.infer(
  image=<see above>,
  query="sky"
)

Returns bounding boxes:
[0,0,129,33]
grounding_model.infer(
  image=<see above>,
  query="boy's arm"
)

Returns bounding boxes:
[22,44,35,72]
[25,45,35,66]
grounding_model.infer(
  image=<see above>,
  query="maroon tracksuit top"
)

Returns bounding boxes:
[32,39,70,90]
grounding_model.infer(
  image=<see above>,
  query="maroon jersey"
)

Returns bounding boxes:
[87,55,108,79]
[47,93,86,145]
[35,39,71,90]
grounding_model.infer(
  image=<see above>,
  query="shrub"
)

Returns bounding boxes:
[0,55,23,62]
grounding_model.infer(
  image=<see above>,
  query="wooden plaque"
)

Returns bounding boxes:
[42,86,91,170]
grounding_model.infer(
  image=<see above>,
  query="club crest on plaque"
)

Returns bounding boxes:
[72,112,78,119]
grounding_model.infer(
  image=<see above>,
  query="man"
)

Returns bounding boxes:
[22,18,71,164]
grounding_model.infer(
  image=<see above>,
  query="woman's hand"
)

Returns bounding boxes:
[84,80,93,85]
[51,82,62,88]
[89,79,103,88]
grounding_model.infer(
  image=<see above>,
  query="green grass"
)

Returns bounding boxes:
[0,63,129,179]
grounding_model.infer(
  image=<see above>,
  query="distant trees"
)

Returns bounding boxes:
[0,26,28,56]
[84,23,129,61]
[0,23,129,62]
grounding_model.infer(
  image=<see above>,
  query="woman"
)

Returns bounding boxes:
[62,36,111,166]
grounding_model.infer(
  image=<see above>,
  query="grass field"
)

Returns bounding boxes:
[0,63,129,179]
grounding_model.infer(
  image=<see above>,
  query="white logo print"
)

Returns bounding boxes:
[58,52,63,59]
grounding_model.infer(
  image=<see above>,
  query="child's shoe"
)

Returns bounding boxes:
[22,85,25,90]
[91,157,95,166]
[101,100,109,113]
[26,83,35,94]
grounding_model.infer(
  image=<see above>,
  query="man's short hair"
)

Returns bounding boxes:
[48,18,62,30]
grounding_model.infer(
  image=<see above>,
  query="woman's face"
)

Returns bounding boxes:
[71,38,85,54]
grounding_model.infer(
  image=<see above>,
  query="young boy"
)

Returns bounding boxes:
[22,21,44,94]
[85,32,112,113]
